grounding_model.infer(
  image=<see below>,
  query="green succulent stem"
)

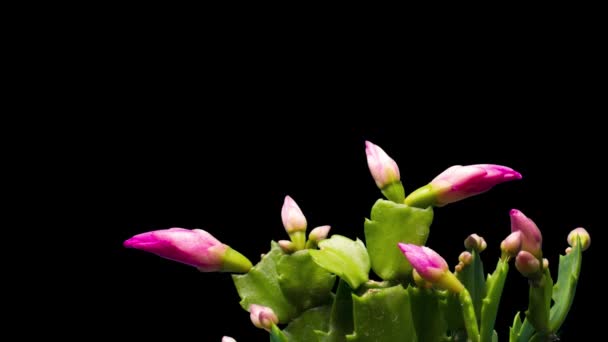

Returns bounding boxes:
[404,184,437,208]
[480,258,509,342]
[381,181,405,203]
[526,268,552,335]
[459,288,480,342]
[290,231,306,251]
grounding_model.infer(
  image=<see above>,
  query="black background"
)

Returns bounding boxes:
[84,21,605,341]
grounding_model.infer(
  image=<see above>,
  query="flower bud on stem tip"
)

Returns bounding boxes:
[464,234,487,252]
[250,304,278,331]
[281,195,307,250]
[567,227,591,251]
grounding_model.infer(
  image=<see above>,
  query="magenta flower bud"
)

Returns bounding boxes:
[249,304,278,331]
[281,195,307,234]
[464,233,487,252]
[510,209,543,258]
[222,337,236,342]
[398,243,464,293]
[567,227,591,251]
[405,164,521,208]
[432,164,522,206]
[515,250,541,278]
[124,228,252,273]
[309,225,331,242]
[398,243,448,281]
[365,140,400,189]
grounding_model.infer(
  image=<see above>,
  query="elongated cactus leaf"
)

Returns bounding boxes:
[481,259,509,342]
[457,250,486,319]
[549,236,583,333]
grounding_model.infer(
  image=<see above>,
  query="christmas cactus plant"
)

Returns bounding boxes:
[124,141,590,342]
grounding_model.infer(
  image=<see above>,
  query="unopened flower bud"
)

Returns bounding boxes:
[459,251,473,266]
[309,225,331,242]
[250,304,278,331]
[543,258,549,269]
[405,164,521,207]
[510,209,542,258]
[567,227,591,251]
[278,240,295,253]
[565,247,572,254]
[515,250,541,278]
[281,195,307,250]
[222,337,237,342]
[500,231,522,258]
[464,234,487,252]
[124,228,252,273]
[398,243,464,293]
[365,141,401,189]
[281,196,307,234]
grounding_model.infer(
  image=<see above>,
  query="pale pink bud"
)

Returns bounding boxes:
[309,225,331,242]
[278,240,295,253]
[543,258,549,269]
[430,164,522,206]
[459,251,473,266]
[124,228,227,271]
[398,243,448,282]
[567,227,591,251]
[565,247,573,254]
[515,250,541,278]
[500,231,522,257]
[249,304,278,331]
[510,209,543,258]
[464,233,487,252]
[281,195,307,233]
[222,337,237,342]
[365,141,400,189]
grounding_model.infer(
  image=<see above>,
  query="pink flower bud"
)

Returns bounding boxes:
[398,243,464,293]
[309,225,331,242]
[281,195,307,233]
[430,164,521,206]
[510,209,542,258]
[249,304,278,331]
[124,228,227,271]
[397,243,448,282]
[124,228,252,273]
[222,337,236,342]
[500,231,522,257]
[365,141,400,189]
[515,250,541,278]
[567,227,591,251]
[464,233,487,252]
